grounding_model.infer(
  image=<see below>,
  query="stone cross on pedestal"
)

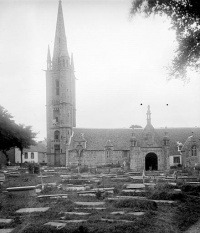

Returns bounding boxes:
[76,145,83,172]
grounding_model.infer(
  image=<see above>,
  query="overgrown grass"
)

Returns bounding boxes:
[2,172,200,233]
[108,198,157,211]
[174,197,200,231]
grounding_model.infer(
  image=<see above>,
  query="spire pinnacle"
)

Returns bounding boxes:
[52,0,69,68]
[146,105,151,125]
[47,45,51,61]
[47,45,51,70]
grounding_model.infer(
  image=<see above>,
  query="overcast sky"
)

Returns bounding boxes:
[0,0,199,141]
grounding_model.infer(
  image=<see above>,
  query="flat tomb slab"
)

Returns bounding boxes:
[75,207,106,210]
[7,186,36,191]
[122,189,145,193]
[6,186,36,196]
[61,212,91,216]
[0,219,12,224]
[62,186,86,191]
[0,229,15,233]
[110,211,125,215]
[93,188,114,191]
[16,207,50,213]
[44,222,66,228]
[130,176,144,179]
[37,194,68,198]
[126,184,145,189]
[127,212,145,216]
[74,202,105,206]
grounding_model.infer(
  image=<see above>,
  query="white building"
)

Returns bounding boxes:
[15,141,47,164]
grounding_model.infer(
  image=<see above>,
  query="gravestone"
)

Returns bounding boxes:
[16,207,50,213]
[126,184,145,189]
[0,219,12,224]
[110,211,125,215]
[6,186,36,197]
[0,229,15,233]
[37,194,68,199]
[74,202,105,206]
[61,212,91,216]
[127,212,145,216]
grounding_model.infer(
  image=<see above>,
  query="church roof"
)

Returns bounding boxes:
[70,127,200,155]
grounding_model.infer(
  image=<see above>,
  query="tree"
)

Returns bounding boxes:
[0,106,18,163]
[0,105,37,164]
[130,124,142,129]
[131,0,200,80]
[15,124,37,164]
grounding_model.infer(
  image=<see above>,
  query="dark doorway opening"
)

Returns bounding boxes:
[145,153,158,171]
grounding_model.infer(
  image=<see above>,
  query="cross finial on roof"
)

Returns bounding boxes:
[146,105,151,125]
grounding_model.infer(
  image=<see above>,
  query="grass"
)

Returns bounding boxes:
[1,170,200,232]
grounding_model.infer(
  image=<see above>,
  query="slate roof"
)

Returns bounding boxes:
[70,127,200,155]
[24,142,47,153]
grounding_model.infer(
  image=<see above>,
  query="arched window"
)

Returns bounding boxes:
[24,152,28,159]
[192,145,197,156]
[54,130,60,141]
[31,152,34,159]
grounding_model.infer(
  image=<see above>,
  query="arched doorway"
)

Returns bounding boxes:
[145,153,158,171]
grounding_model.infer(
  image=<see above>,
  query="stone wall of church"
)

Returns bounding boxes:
[105,150,129,166]
[67,150,105,167]
[67,150,129,167]
[183,149,200,167]
[47,153,66,166]
[47,154,55,166]
[130,147,166,171]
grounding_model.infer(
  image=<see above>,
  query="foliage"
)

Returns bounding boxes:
[15,124,37,163]
[181,184,200,196]
[27,163,40,174]
[0,105,18,163]
[111,198,157,210]
[0,105,37,163]
[174,197,200,231]
[95,190,102,200]
[130,124,142,129]
[79,166,89,173]
[131,0,200,80]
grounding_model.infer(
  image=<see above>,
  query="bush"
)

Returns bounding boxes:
[181,184,200,196]
[175,198,200,231]
[79,166,89,173]
[27,163,40,174]
[147,190,186,201]
[112,199,157,211]
[95,190,102,200]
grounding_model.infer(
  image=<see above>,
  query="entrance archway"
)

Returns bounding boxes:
[145,153,158,171]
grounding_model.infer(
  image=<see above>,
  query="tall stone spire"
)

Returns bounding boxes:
[52,0,69,68]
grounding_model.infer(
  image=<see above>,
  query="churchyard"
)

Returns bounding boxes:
[1,166,200,232]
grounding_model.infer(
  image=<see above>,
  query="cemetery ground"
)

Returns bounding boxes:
[1,166,200,232]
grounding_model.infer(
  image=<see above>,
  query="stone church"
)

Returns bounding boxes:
[45,1,200,171]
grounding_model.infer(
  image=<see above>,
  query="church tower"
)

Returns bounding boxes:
[46,0,76,166]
